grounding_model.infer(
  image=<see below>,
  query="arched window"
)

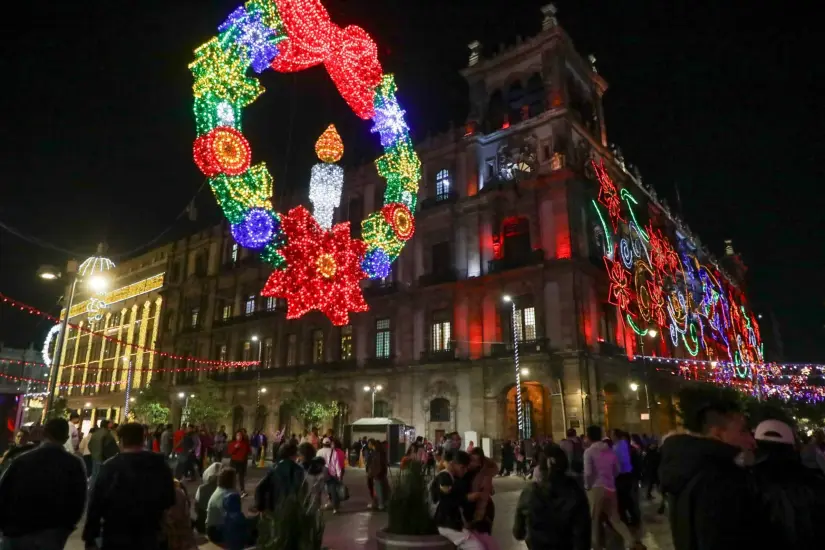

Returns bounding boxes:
[429,398,451,422]
[373,400,390,418]
[436,169,451,199]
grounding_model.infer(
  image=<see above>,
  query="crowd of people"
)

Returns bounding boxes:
[2,401,825,550]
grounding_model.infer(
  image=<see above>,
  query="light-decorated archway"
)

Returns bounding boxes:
[189,0,420,326]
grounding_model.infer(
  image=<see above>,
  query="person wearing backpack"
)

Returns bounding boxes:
[429,451,483,550]
[513,444,590,550]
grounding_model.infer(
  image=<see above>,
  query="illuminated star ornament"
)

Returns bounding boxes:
[189,0,421,324]
[261,206,368,325]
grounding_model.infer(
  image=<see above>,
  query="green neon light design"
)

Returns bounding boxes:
[591,200,613,255]
[682,322,699,356]
[626,314,648,336]
[620,188,649,241]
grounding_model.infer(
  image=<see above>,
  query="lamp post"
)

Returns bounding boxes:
[39,248,113,419]
[363,384,383,417]
[123,356,135,418]
[503,295,525,441]
[178,391,195,426]
[251,335,264,409]
[637,329,657,434]
[630,381,652,434]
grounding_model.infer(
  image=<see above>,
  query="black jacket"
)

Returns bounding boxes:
[255,458,306,512]
[513,474,590,550]
[430,471,469,531]
[83,450,175,549]
[0,442,86,537]
[751,443,825,547]
[659,434,763,550]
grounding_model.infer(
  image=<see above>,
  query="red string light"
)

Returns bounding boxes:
[194,126,252,177]
[270,0,383,120]
[0,293,256,367]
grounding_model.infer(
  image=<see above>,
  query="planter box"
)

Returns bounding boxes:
[374,529,453,550]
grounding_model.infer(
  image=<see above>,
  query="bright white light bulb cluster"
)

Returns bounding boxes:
[309,163,344,230]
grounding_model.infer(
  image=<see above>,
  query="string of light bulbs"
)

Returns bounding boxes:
[0,293,257,367]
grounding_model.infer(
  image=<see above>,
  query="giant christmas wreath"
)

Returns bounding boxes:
[190,0,419,325]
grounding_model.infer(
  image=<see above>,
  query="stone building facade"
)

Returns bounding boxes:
[153,5,757,443]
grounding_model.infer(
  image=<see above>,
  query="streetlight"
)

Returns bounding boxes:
[364,384,383,417]
[39,243,114,418]
[179,392,195,426]
[629,381,652,433]
[503,295,525,441]
[251,335,264,410]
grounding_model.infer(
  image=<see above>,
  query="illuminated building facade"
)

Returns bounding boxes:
[53,247,169,424]
[157,5,762,442]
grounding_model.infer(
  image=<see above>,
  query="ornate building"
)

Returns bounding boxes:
[156,5,762,443]
[54,246,169,424]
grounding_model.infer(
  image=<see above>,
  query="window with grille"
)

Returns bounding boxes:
[242,341,252,361]
[266,296,277,311]
[190,307,200,328]
[286,334,297,366]
[373,400,390,418]
[222,303,232,320]
[218,344,227,362]
[429,398,451,422]
[311,330,324,364]
[431,312,451,351]
[514,306,537,342]
[245,295,256,316]
[375,318,391,358]
[436,169,451,199]
[264,338,274,367]
[340,325,353,360]
[231,243,239,263]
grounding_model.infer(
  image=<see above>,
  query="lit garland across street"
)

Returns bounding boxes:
[189,0,420,325]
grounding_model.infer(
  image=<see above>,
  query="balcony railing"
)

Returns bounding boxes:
[487,249,545,274]
[364,281,399,297]
[420,347,458,363]
[365,356,395,369]
[418,270,460,287]
[489,337,550,358]
[420,191,459,210]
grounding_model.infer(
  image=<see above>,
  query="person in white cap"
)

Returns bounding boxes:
[751,419,825,547]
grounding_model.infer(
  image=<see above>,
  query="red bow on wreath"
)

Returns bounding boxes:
[271,0,383,120]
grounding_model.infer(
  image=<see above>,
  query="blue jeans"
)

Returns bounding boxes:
[0,529,71,550]
[326,477,340,511]
[90,460,103,489]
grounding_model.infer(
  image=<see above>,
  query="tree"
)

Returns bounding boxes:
[186,379,230,428]
[131,385,171,426]
[282,373,339,430]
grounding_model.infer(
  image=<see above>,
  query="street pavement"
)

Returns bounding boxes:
[65,464,674,550]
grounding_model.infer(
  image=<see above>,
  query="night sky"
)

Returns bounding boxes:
[1,1,822,360]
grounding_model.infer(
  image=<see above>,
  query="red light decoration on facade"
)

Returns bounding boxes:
[593,160,624,230]
[604,254,632,310]
[381,202,414,241]
[270,0,383,120]
[261,206,368,326]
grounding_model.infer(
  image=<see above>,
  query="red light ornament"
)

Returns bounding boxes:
[193,126,251,176]
[382,202,414,241]
[261,206,368,326]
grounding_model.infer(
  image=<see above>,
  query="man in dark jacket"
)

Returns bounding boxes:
[751,419,825,547]
[513,444,591,550]
[430,451,483,550]
[83,423,175,550]
[88,418,119,485]
[659,401,763,550]
[0,418,86,549]
[255,442,306,512]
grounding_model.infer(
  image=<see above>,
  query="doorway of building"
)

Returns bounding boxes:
[501,381,551,440]
[434,429,445,444]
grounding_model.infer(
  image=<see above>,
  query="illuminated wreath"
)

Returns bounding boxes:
[190,0,420,326]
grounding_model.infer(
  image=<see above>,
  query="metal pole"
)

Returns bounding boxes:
[371,388,376,417]
[644,383,653,434]
[511,302,524,441]
[256,341,263,409]
[123,359,135,418]
[44,274,78,418]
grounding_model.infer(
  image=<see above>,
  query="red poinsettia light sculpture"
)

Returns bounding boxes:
[262,206,368,326]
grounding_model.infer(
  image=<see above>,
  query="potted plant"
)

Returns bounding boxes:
[257,486,325,550]
[375,460,453,550]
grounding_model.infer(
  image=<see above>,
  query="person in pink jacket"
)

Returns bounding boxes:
[317,437,347,513]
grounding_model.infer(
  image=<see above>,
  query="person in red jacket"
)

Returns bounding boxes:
[227,430,251,497]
